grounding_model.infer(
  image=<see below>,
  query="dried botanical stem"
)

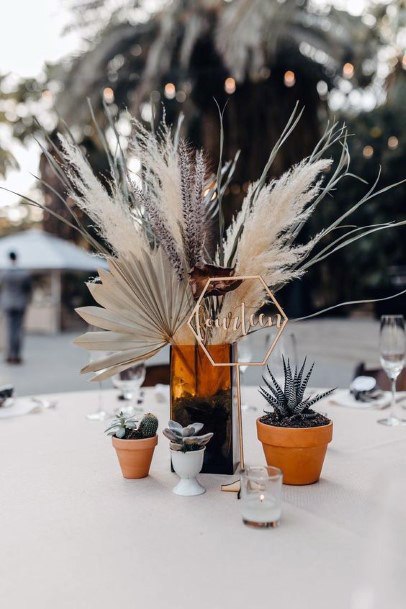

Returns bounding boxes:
[178,141,207,269]
[137,187,185,280]
[5,103,405,362]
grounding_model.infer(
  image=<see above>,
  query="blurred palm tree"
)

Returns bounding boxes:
[307,60,406,313]
[0,0,382,187]
[27,0,375,246]
[56,0,378,178]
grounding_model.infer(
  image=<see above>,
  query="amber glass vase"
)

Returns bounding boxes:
[170,344,239,474]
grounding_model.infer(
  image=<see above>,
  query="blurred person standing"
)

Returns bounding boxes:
[0,251,32,364]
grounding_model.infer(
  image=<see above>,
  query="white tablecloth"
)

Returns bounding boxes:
[1,387,406,609]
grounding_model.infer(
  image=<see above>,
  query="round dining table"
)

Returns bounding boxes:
[1,387,405,609]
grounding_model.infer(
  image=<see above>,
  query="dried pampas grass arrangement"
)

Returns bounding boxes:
[5,104,405,378]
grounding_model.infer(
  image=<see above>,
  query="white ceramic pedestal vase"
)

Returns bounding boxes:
[171,448,206,496]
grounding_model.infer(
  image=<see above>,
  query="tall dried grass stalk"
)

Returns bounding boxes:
[130,119,185,250]
[213,158,332,342]
[58,135,148,259]
[5,105,404,369]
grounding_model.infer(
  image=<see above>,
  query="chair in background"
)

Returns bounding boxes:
[144,364,170,387]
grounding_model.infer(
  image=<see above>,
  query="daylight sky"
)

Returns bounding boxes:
[0,0,79,207]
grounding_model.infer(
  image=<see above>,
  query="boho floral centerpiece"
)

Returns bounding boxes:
[257,358,334,485]
[14,106,405,475]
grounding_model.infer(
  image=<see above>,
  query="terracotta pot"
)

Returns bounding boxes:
[256,419,333,486]
[112,435,158,479]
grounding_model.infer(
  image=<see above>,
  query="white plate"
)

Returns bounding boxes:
[0,397,56,419]
[330,389,391,410]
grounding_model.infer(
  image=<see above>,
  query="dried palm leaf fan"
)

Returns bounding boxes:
[4,104,405,380]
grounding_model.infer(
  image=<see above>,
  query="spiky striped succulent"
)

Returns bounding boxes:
[260,357,334,427]
[163,420,214,452]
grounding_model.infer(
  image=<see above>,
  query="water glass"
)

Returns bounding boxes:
[240,465,283,528]
[113,363,146,414]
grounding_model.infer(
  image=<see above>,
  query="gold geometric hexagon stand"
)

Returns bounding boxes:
[187,275,288,491]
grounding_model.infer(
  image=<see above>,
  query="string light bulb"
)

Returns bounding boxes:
[284,71,296,87]
[316,80,328,96]
[164,82,176,99]
[343,63,354,78]
[370,126,382,138]
[103,87,115,103]
[388,136,399,150]
[224,77,236,94]
[363,145,374,159]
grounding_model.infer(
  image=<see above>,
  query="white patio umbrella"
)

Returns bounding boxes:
[0,228,105,271]
[0,229,107,332]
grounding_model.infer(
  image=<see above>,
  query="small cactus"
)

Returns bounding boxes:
[105,411,158,439]
[138,413,158,438]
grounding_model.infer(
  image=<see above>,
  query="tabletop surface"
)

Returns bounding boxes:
[1,387,406,609]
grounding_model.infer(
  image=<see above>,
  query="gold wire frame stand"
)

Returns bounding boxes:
[186,274,289,494]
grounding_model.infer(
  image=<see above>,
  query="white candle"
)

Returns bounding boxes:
[240,466,283,527]
[241,495,281,525]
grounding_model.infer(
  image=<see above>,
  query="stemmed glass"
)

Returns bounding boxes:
[378,315,405,426]
[112,363,146,416]
[237,338,257,412]
[86,350,109,421]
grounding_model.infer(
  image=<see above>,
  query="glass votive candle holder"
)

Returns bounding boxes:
[240,465,283,528]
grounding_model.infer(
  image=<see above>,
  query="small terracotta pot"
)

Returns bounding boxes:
[256,419,333,486]
[112,435,158,479]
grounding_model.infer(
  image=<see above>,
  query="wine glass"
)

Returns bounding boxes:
[86,350,109,421]
[112,363,146,415]
[378,315,405,426]
[237,337,257,412]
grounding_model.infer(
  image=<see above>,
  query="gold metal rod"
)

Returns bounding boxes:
[236,364,244,469]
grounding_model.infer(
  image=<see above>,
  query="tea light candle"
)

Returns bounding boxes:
[241,494,281,525]
[240,466,283,528]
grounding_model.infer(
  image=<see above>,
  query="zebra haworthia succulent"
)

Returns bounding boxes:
[260,357,335,428]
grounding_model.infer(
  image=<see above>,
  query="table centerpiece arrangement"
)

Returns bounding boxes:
[257,357,334,485]
[105,412,159,479]
[19,105,405,475]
